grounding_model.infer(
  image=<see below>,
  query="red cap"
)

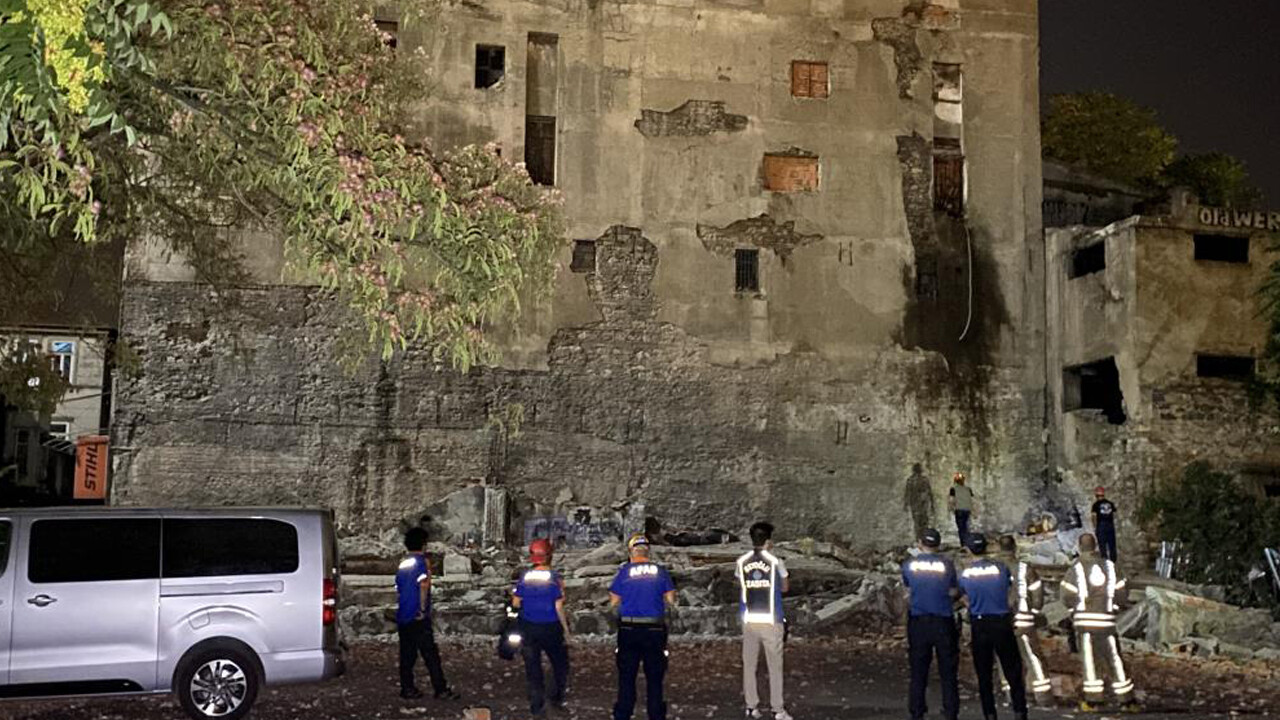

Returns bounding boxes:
[529,538,553,562]
[1094,486,1106,495]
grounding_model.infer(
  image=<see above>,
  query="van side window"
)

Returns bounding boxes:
[162,519,300,577]
[0,521,11,576]
[29,519,161,583]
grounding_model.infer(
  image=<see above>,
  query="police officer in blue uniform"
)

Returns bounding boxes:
[513,538,571,717]
[958,534,1028,720]
[609,533,677,720]
[395,528,460,701]
[902,528,960,720]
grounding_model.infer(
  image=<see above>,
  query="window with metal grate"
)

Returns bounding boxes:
[735,248,759,293]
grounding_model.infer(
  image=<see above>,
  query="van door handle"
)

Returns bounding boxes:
[27,594,57,607]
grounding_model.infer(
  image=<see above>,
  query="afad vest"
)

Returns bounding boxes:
[737,549,781,625]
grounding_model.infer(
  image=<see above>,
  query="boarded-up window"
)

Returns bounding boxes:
[525,115,556,186]
[763,154,818,192]
[571,240,595,273]
[475,45,505,88]
[735,249,760,292]
[933,151,964,216]
[791,61,829,99]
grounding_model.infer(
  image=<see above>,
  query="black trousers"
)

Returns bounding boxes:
[520,620,570,715]
[908,615,960,720]
[1097,525,1117,562]
[613,624,668,720]
[972,615,1028,717]
[398,618,449,694]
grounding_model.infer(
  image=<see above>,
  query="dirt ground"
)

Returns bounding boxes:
[1,635,1278,720]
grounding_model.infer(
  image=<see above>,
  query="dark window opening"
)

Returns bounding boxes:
[570,240,596,273]
[524,115,556,185]
[163,519,299,578]
[1070,241,1106,279]
[933,151,964,216]
[735,248,760,293]
[1194,234,1249,264]
[1265,483,1280,499]
[375,20,398,50]
[1196,354,1255,381]
[1063,357,1126,425]
[916,255,938,300]
[29,519,161,583]
[475,45,505,89]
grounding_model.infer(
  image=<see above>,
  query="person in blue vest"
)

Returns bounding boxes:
[736,521,793,720]
[395,527,460,701]
[609,533,677,720]
[512,538,572,718]
[902,528,960,720]
[958,533,1028,720]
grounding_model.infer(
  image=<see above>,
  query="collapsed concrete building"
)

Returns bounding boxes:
[115,0,1174,554]
[1047,194,1280,555]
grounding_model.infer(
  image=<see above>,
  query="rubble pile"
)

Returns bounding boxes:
[337,538,905,641]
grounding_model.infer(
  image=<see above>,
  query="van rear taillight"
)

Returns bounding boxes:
[323,578,337,626]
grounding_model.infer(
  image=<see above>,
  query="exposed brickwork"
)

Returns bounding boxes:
[113,226,1045,550]
[695,215,822,261]
[633,100,748,138]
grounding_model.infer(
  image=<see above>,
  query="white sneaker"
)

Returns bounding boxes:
[774,711,794,720]
[744,709,762,719]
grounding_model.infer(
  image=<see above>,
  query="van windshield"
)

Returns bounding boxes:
[0,521,10,576]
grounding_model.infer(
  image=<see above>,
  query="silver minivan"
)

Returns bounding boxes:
[0,507,344,719]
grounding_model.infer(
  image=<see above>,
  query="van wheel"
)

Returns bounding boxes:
[176,646,260,720]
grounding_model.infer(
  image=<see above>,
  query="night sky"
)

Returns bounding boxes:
[1040,1,1280,205]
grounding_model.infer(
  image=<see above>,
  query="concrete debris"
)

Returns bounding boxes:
[444,552,473,577]
[337,542,901,640]
[1144,586,1280,652]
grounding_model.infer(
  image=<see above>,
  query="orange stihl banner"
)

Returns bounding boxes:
[74,435,109,501]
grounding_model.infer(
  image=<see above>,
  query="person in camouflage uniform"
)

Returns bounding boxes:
[903,463,936,541]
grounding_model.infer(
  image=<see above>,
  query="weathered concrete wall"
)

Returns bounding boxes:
[1047,209,1280,555]
[113,0,1047,549]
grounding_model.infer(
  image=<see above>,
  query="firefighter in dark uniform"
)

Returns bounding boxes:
[512,538,571,718]
[902,528,960,720]
[609,533,677,720]
[1060,533,1139,713]
[997,534,1052,704]
[958,534,1028,720]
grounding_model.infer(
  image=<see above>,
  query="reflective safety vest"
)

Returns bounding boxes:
[737,549,782,625]
[1013,560,1044,631]
[1059,554,1127,630]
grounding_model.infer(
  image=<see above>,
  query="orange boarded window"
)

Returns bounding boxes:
[763,154,819,192]
[791,61,829,99]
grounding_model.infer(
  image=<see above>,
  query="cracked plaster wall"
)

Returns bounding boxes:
[115,0,1046,549]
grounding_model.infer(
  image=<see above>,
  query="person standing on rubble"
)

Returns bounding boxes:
[904,463,936,541]
[997,534,1052,705]
[948,472,975,550]
[958,533,1028,720]
[902,528,961,720]
[395,527,461,702]
[610,533,678,720]
[512,538,571,718]
[1091,486,1119,563]
[1060,533,1139,713]
[736,521,793,720]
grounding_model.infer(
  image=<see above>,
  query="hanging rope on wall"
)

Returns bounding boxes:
[958,224,973,342]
